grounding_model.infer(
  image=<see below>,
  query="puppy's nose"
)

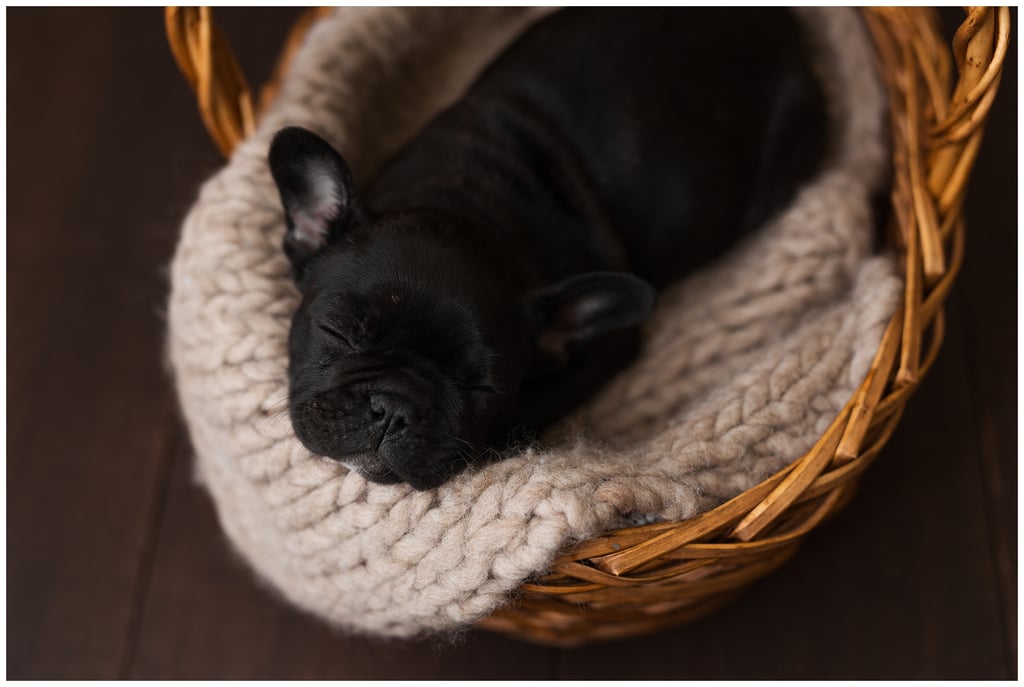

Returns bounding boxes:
[369,392,417,436]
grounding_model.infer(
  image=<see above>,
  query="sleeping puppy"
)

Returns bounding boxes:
[269,8,827,490]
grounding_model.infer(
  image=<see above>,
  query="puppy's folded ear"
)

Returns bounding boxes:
[268,127,360,280]
[526,272,656,370]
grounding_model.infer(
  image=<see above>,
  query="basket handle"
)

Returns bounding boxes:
[165,6,330,158]
[927,7,1011,211]
[165,7,255,158]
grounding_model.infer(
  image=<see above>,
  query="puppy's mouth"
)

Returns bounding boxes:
[332,451,456,491]
[353,465,405,485]
[332,452,398,483]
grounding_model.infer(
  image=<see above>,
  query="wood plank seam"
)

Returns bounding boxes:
[117,411,182,679]
[956,284,1018,679]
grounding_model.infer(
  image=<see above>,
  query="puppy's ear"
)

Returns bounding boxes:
[526,272,656,370]
[268,127,360,280]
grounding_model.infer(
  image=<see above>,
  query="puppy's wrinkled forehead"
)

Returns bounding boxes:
[306,213,522,324]
[307,283,487,365]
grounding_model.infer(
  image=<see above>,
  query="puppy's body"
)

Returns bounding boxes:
[271,8,827,489]
[368,8,826,288]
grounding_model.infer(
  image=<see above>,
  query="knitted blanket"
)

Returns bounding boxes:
[167,7,900,637]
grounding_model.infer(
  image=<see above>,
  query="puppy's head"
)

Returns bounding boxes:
[269,127,654,490]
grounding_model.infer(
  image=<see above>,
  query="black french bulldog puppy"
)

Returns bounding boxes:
[269,8,827,490]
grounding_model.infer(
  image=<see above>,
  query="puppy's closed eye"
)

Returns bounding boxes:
[317,323,356,350]
[462,383,499,395]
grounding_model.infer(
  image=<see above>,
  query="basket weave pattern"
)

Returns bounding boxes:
[165,6,1009,646]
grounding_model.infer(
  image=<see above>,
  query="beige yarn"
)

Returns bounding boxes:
[167,7,900,636]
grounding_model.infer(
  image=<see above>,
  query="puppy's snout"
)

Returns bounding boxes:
[369,392,418,436]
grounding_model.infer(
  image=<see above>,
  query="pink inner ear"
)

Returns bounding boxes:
[537,291,613,355]
[538,326,572,356]
[538,302,587,355]
[291,164,342,250]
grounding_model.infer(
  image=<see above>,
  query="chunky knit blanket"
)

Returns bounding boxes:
[167,7,900,637]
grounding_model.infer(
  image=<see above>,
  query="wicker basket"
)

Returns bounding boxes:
[165,6,1010,647]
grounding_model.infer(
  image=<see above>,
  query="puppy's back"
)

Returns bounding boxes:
[466,8,828,286]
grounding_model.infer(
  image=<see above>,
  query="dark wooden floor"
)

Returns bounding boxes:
[7,8,1017,680]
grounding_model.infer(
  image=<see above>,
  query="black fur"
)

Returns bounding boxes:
[269,8,827,490]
